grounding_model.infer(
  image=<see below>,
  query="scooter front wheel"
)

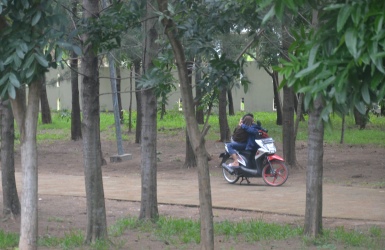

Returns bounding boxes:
[220,155,239,184]
[262,160,289,186]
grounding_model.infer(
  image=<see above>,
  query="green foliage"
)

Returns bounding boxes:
[0,0,80,99]
[268,0,385,122]
[79,1,143,53]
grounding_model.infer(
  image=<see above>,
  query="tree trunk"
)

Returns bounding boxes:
[340,115,345,144]
[40,74,52,124]
[281,14,297,168]
[272,71,283,125]
[282,84,297,167]
[81,0,107,243]
[116,66,124,124]
[294,93,304,141]
[134,59,142,144]
[139,0,159,221]
[304,94,324,237]
[1,100,20,218]
[71,49,82,141]
[195,59,204,124]
[227,90,235,116]
[353,108,368,129]
[218,88,230,142]
[184,128,197,168]
[11,79,42,250]
[157,1,214,247]
[128,65,133,132]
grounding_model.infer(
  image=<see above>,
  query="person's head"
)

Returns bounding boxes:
[243,115,253,126]
[242,113,254,121]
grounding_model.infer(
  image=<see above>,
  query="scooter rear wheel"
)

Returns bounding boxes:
[262,160,289,186]
[220,156,239,184]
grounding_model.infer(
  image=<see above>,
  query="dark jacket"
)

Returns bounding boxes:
[240,123,263,151]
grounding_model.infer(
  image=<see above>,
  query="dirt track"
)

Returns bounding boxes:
[6,168,384,222]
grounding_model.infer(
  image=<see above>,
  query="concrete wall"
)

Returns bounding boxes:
[45,61,279,113]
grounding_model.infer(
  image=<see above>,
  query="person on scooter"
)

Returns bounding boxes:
[225,114,262,169]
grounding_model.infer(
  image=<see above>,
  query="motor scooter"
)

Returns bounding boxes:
[220,130,289,186]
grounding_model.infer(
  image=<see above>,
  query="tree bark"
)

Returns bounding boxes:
[134,59,142,144]
[40,74,52,124]
[195,59,204,124]
[81,0,107,243]
[157,1,214,247]
[1,100,20,218]
[304,94,324,237]
[11,80,42,250]
[116,66,124,123]
[139,0,159,221]
[272,71,283,125]
[184,128,197,168]
[218,88,230,142]
[71,49,82,140]
[282,84,297,167]
[281,14,297,168]
[227,90,235,116]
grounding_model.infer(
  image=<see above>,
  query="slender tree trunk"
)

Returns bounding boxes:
[40,74,52,124]
[11,80,42,250]
[282,84,297,167]
[218,88,230,142]
[81,0,107,242]
[304,94,324,237]
[1,100,20,218]
[128,65,133,132]
[294,93,304,141]
[157,1,214,247]
[195,59,204,124]
[281,14,297,168]
[272,71,283,125]
[227,90,235,116]
[139,0,159,221]
[184,128,197,168]
[340,115,345,144]
[71,49,82,140]
[116,67,124,124]
[134,59,142,144]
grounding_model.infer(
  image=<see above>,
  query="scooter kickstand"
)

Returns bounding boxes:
[239,177,250,185]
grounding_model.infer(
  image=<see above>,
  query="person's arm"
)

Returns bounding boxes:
[240,124,259,135]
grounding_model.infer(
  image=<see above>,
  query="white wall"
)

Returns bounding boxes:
[45,61,279,113]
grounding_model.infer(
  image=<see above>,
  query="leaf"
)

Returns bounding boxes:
[354,101,366,115]
[361,84,370,104]
[34,53,48,67]
[337,5,351,32]
[345,28,358,59]
[32,11,42,26]
[8,84,16,99]
[72,45,82,56]
[262,5,275,24]
[9,73,20,88]
[295,62,321,78]
[308,44,320,66]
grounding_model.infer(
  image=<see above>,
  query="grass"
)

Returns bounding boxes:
[32,110,385,147]
[1,217,383,249]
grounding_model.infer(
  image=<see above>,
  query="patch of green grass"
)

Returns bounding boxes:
[39,230,84,249]
[3,217,383,249]
[305,226,384,249]
[215,219,303,242]
[0,230,19,249]
[31,109,385,146]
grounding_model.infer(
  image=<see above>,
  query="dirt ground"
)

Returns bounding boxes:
[1,129,385,249]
